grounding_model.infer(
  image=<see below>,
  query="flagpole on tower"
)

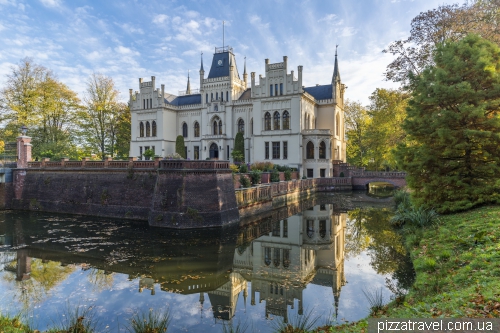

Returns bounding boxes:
[223,20,225,47]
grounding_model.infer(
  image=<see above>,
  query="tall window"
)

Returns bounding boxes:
[226,91,229,101]
[139,146,143,159]
[182,123,188,138]
[306,141,314,159]
[336,113,340,136]
[273,248,280,267]
[194,122,200,137]
[216,92,218,100]
[140,122,144,137]
[143,99,145,109]
[283,249,290,268]
[206,94,208,103]
[264,247,271,266]
[264,112,271,131]
[152,121,157,137]
[319,141,326,159]
[283,141,288,159]
[238,119,244,134]
[275,84,278,96]
[272,142,280,159]
[272,221,280,237]
[150,98,152,108]
[214,104,218,112]
[304,114,308,129]
[146,121,151,137]
[194,146,200,160]
[283,111,290,130]
[283,220,288,238]
[270,85,273,96]
[320,220,327,238]
[250,118,253,135]
[213,118,218,135]
[273,111,280,130]
[307,220,314,238]
[218,120,222,135]
[221,91,223,101]
[265,142,269,159]
[280,83,283,95]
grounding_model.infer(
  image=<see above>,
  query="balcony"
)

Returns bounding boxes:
[301,129,332,136]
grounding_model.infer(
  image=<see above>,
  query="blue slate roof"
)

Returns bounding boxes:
[208,52,230,79]
[164,94,201,106]
[303,85,333,101]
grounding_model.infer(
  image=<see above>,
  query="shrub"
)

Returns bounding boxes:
[250,169,262,185]
[239,163,248,173]
[229,164,239,173]
[270,169,280,182]
[284,169,291,181]
[302,175,307,179]
[175,135,185,158]
[232,132,245,163]
[143,149,155,160]
[164,152,183,160]
[239,175,251,188]
[127,308,170,333]
[250,161,274,172]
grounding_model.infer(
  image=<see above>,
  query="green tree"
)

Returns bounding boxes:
[395,34,500,213]
[345,99,370,167]
[111,103,130,158]
[175,135,185,158]
[232,132,245,162]
[365,89,408,170]
[78,73,121,159]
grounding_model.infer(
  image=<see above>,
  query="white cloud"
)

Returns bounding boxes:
[39,0,61,7]
[153,14,168,24]
[116,23,144,35]
[340,27,358,37]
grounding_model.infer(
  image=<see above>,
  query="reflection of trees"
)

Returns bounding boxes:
[2,259,75,309]
[87,268,114,293]
[345,208,406,274]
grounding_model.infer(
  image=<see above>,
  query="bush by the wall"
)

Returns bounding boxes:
[239,174,251,188]
[250,169,262,185]
[271,169,280,182]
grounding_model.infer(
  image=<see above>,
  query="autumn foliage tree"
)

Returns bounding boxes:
[395,34,500,213]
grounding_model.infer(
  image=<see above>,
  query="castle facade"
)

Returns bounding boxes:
[128,45,346,177]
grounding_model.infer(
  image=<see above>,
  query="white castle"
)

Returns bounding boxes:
[128,45,346,178]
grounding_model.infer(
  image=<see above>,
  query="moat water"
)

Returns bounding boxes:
[0,192,414,332]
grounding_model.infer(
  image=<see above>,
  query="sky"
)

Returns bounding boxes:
[0,0,449,105]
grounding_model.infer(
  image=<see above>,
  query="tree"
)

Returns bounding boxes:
[110,103,130,159]
[232,132,245,162]
[175,135,185,158]
[365,89,409,170]
[78,73,120,159]
[345,99,370,167]
[384,1,500,85]
[395,34,500,213]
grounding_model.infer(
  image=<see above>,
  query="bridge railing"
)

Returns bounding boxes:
[350,171,406,178]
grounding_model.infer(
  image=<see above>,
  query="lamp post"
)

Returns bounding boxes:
[20,125,28,136]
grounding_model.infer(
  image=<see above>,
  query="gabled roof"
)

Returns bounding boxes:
[303,85,332,101]
[164,94,201,106]
[239,88,251,100]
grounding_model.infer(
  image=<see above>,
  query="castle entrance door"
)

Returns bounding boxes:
[209,143,219,159]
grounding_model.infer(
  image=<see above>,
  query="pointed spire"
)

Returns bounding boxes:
[200,52,204,72]
[186,70,191,95]
[243,56,247,75]
[333,44,340,83]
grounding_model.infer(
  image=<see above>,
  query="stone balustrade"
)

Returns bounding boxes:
[27,158,230,170]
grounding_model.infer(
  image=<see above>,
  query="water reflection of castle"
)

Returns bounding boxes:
[2,205,346,323]
[206,204,347,322]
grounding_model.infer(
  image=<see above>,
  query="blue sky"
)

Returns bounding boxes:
[0,0,447,105]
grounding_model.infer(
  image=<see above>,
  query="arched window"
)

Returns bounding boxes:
[306,141,314,159]
[283,111,290,130]
[319,141,326,159]
[273,111,280,130]
[336,113,340,136]
[194,122,200,137]
[238,119,244,134]
[152,121,157,137]
[213,117,219,135]
[264,112,271,131]
[250,118,253,135]
[182,123,188,138]
[218,120,222,135]
[146,121,150,137]
[209,143,219,159]
[139,122,144,137]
